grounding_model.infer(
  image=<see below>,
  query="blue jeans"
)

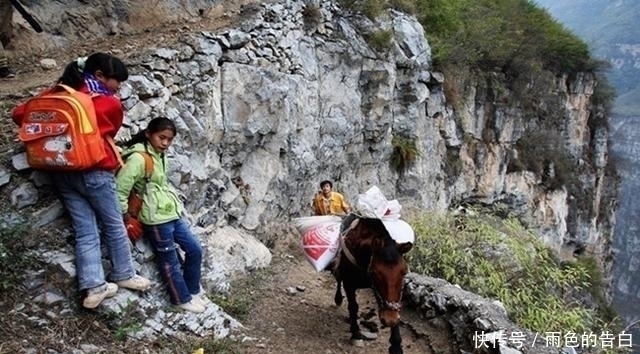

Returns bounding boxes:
[144,218,202,305]
[52,170,136,291]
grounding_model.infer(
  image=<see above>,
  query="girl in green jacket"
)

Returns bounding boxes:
[116,117,206,313]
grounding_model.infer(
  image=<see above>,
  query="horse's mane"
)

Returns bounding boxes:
[358,217,402,264]
[378,241,402,263]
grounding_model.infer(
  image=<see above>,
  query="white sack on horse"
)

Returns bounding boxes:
[381,219,415,244]
[293,215,342,272]
[354,186,415,244]
[354,185,390,218]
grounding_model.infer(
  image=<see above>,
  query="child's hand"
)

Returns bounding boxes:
[124,214,143,241]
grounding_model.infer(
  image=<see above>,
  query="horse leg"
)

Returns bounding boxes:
[388,324,403,354]
[334,279,343,306]
[343,286,367,346]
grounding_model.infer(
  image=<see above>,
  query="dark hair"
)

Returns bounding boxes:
[124,117,177,148]
[320,180,333,189]
[58,52,129,89]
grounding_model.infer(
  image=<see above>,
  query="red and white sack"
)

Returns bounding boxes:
[293,215,341,235]
[293,216,341,272]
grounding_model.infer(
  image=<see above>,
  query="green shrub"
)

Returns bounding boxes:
[192,338,241,354]
[510,130,600,217]
[362,0,386,19]
[510,131,580,189]
[209,292,251,320]
[101,301,145,341]
[390,135,420,174]
[389,0,416,14]
[591,71,617,118]
[337,0,603,79]
[414,0,599,76]
[208,267,274,321]
[407,212,599,333]
[366,29,394,52]
[336,0,614,121]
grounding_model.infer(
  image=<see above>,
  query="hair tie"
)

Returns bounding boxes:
[76,56,88,71]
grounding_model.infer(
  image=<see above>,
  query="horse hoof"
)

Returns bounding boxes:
[360,330,378,340]
[351,339,365,347]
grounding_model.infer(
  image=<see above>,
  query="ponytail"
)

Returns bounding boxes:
[57,53,128,89]
[57,60,84,89]
[123,130,148,148]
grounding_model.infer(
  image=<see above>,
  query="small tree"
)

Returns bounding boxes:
[390,136,420,174]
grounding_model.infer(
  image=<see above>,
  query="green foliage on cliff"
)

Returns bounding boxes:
[366,29,394,52]
[509,131,580,190]
[407,212,616,335]
[390,136,421,174]
[338,0,597,75]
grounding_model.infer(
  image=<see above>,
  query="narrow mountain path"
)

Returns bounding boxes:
[231,242,450,354]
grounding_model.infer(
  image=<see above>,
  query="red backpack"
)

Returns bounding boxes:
[125,151,154,219]
[119,151,154,241]
[17,84,109,170]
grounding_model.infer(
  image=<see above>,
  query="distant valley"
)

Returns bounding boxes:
[534,1,640,350]
[535,0,640,116]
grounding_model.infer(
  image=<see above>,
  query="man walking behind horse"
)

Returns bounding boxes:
[312,180,351,216]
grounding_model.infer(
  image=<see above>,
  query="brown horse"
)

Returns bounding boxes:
[331,215,413,354]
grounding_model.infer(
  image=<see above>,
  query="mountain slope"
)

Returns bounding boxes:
[535,0,640,116]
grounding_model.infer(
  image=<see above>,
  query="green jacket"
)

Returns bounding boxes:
[115,143,182,225]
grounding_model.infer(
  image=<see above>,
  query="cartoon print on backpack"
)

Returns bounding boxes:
[42,135,73,166]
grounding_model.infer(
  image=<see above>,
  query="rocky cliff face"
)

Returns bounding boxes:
[3,0,617,342]
[91,1,614,268]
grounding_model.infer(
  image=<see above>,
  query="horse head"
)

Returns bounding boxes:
[367,220,413,328]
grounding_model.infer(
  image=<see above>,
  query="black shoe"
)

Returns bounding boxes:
[0,66,14,78]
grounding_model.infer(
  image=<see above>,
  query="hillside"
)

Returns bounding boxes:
[534,0,640,116]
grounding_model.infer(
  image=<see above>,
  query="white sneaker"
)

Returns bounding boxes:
[83,283,118,309]
[116,274,151,291]
[191,294,207,307]
[178,298,206,313]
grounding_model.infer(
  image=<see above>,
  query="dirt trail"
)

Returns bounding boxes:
[234,247,442,354]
